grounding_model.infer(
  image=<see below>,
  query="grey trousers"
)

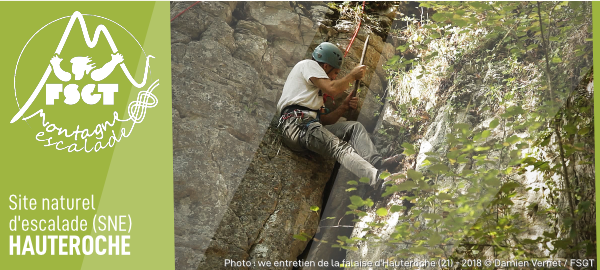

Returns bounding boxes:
[280,115,381,186]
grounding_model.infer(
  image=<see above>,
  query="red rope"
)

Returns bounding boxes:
[344,1,367,57]
[170,1,201,22]
[324,1,366,105]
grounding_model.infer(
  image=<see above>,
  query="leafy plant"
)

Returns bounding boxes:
[343,1,594,265]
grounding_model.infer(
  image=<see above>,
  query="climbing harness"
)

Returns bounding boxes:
[278,106,321,130]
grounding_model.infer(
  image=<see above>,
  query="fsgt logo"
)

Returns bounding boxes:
[10,11,158,152]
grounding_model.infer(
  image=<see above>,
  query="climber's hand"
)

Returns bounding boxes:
[342,92,359,110]
[349,65,366,81]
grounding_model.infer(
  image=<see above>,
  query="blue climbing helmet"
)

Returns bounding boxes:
[312,42,343,69]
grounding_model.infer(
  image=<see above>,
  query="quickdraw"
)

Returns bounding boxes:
[322,93,335,105]
[277,109,305,128]
[277,109,320,129]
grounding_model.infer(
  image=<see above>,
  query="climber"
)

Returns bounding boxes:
[277,42,403,197]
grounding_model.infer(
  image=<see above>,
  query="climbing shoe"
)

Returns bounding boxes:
[375,154,405,171]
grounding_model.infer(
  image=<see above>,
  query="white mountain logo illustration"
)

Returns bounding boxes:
[10,11,159,153]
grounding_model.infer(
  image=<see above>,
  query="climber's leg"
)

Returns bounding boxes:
[324,121,383,167]
[302,122,379,186]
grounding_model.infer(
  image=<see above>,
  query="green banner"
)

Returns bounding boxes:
[0,2,173,269]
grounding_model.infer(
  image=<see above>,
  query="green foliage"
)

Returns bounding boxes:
[341,0,595,264]
[293,232,312,242]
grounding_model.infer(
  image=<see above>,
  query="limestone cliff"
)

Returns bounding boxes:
[171,2,395,270]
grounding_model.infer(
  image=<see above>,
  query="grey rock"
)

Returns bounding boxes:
[201,20,237,54]
[273,38,309,64]
[197,1,237,25]
[235,20,268,38]
[170,2,211,40]
[244,2,302,41]
[309,5,334,25]
[172,30,192,44]
[233,33,268,71]
[172,2,395,270]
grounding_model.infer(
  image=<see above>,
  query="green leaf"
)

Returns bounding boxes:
[437,193,453,201]
[489,118,500,129]
[310,206,320,212]
[345,187,357,192]
[390,205,404,213]
[429,164,449,174]
[376,208,388,217]
[497,197,514,205]
[506,135,520,144]
[403,148,415,155]
[409,246,429,254]
[397,181,416,191]
[347,180,358,186]
[293,234,308,241]
[501,105,525,117]
[540,137,551,147]
[350,195,364,207]
[359,177,370,184]
[428,233,442,246]
[500,182,520,193]
[407,170,423,180]
[423,213,442,220]
[528,122,543,131]
[432,13,447,22]
[379,172,390,179]
[481,130,491,139]
[457,154,470,164]
[474,146,490,152]
[551,57,562,63]
[447,149,460,159]
[553,239,572,249]
[564,124,577,135]
[578,127,590,135]
[402,142,416,155]
[453,19,468,27]
[396,45,408,52]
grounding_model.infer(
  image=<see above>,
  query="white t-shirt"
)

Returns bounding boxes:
[277,59,330,115]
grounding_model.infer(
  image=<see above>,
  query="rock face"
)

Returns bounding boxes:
[171,2,395,270]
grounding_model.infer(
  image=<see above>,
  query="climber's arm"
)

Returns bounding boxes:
[319,93,358,125]
[311,75,354,97]
[310,65,366,96]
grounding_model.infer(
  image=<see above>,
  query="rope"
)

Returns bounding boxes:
[170,1,201,22]
[343,1,367,57]
[323,1,367,106]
